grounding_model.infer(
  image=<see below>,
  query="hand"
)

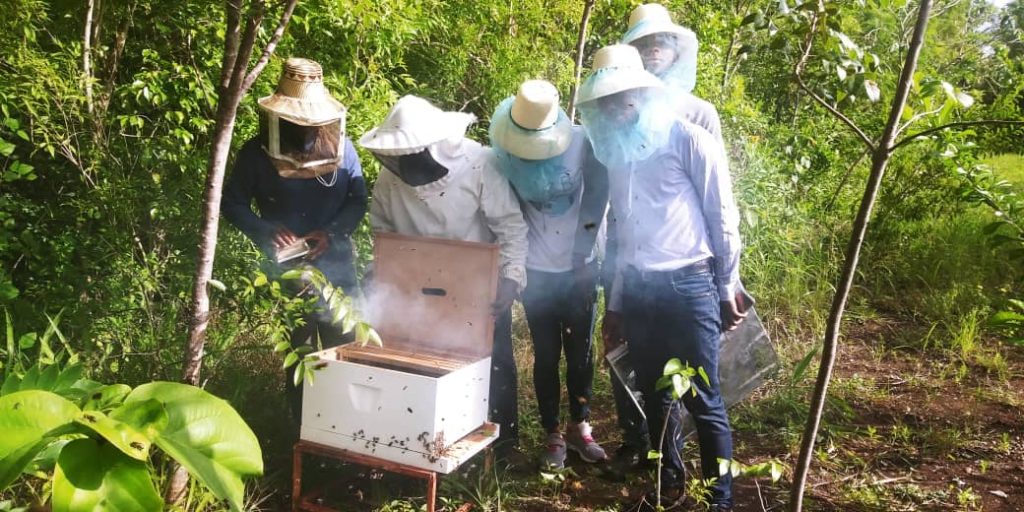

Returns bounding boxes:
[491,277,519,316]
[602,310,625,355]
[720,296,747,332]
[571,262,597,311]
[272,227,299,249]
[304,230,330,260]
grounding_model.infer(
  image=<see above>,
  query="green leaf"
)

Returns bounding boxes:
[697,367,711,388]
[864,80,881,102]
[366,327,383,348]
[208,279,227,292]
[273,340,291,353]
[792,345,819,382]
[252,274,268,287]
[718,458,731,477]
[655,374,672,391]
[0,390,80,488]
[647,450,662,460]
[280,269,304,280]
[18,333,36,350]
[283,351,299,369]
[355,323,370,346]
[84,384,132,411]
[124,382,263,511]
[989,310,1024,326]
[75,399,167,462]
[662,358,685,376]
[52,438,162,512]
[35,364,60,391]
[0,138,14,157]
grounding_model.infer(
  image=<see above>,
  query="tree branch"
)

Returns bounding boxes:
[792,7,875,151]
[228,1,266,93]
[566,0,596,123]
[83,0,96,114]
[218,0,244,96]
[891,120,1024,151]
[242,0,300,92]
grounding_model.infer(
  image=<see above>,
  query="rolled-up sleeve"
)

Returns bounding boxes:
[684,127,741,300]
[479,158,529,291]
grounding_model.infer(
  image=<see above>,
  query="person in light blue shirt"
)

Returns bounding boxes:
[578,45,743,511]
[489,80,610,470]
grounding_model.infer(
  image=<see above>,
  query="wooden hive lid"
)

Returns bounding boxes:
[369,232,499,360]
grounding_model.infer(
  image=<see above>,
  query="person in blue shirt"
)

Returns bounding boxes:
[488,80,610,469]
[221,58,368,420]
[578,45,743,512]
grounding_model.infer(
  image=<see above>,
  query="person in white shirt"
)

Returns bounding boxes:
[621,3,723,144]
[578,45,742,511]
[489,80,609,470]
[606,2,743,482]
[360,95,529,449]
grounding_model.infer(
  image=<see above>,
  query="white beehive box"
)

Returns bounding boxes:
[300,232,500,473]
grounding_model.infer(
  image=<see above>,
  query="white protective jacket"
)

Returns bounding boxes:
[369,139,529,290]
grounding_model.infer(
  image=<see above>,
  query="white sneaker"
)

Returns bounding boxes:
[565,421,608,463]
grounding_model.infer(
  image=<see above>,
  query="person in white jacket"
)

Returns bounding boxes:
[360,95,529,450]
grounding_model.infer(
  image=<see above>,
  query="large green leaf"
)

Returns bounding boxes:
[0,390,79,487]
[52,438,162,512]
[73,407,157,461]
[124,382,263,511]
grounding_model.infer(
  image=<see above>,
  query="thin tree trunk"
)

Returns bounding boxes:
[567,0,596,124]
[83,0,96,114]
[788,2,933,510]
[169,0,298,502]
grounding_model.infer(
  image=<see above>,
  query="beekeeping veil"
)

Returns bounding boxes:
[577,44,675,170]
[358,95,477,186]
[489,80,580,215]
[258,58,347,180]
[621,3,699,94]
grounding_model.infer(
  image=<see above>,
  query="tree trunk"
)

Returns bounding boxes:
[567,0,596,124]
[83,0,95,114]
[169,0,298,503]
[788,2,933,510]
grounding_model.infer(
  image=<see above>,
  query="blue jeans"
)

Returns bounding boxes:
[521,268,597,431]
[622,265,732,506]
[490,308,519,445]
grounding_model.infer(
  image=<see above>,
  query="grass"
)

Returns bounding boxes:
[984,153,1024,187]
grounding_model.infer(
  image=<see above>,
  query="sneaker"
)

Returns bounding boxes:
[539,432,567,470]
[565,421,608,463]
[605,443,653,480]
[633,487,686,511]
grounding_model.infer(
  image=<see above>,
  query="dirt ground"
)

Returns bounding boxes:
[246,318,1023,511]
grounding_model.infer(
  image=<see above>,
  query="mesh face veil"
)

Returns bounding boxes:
[578,87,676,171]
[630,32,698,94]
[489,97,581,215]
[259,112,345,178]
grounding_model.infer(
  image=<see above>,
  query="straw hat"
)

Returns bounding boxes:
[359,95,477,156]
[621,3,697,46]
[490,80,573,160]
[257,58,346,126]
[576,45,663,104]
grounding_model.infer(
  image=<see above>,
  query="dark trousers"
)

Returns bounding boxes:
[490,308,519,444]
[521,268,596,432]
[622,265,733,506]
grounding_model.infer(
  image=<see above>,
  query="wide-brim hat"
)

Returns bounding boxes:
[489,80,573,160]
[257,58,346,126]
[359,95,476,156]
[621,3,697,45]
[577,45,663,104]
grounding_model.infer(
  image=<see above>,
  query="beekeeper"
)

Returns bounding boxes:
[222,57,368,420]
[360,95,528,451]
[578,45,742,511]
[488,80,609,470]
[621,3,723,144]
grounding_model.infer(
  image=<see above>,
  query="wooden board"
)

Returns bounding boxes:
[337,343,468,376]
[370,232,499,359]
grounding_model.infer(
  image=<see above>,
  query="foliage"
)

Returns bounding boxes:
[0,360,261,511]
